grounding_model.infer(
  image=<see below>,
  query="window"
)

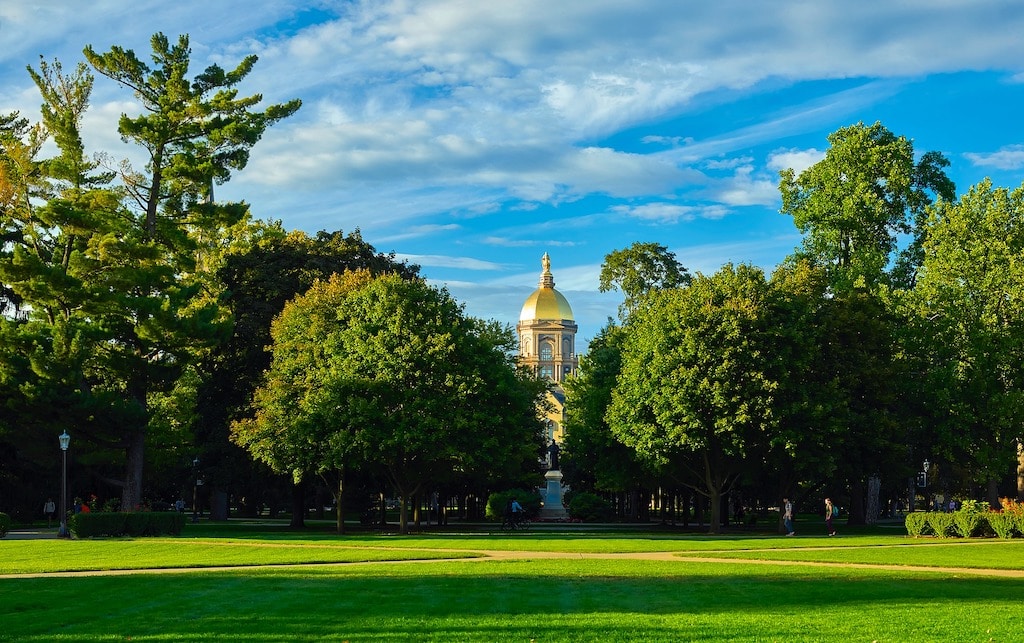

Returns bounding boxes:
[540,342,553,360]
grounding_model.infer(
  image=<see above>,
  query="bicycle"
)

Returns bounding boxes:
[500,513,529,531]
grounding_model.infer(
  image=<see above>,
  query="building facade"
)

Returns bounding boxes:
[517,253,578,446]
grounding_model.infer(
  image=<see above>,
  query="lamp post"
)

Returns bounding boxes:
[58,431,70,537]
[192,457,199,523]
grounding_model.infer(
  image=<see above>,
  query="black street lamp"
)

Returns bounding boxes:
[192,457,200,523]
[58,431,70,537]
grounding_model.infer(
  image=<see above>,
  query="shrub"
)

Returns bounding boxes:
[567,492,614,522]
[951,500,988,538]
[0,512,10,538]
[485,489,541,521]
[987,512,1017,539]
[69,511,185,537]
[951,512,983,538]
[926,512,956,538]
[904,512,931,537]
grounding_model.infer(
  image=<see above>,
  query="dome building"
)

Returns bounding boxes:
[517,253,578,447]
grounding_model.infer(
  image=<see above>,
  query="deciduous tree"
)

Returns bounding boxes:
[607,264,783,533]
[233,273,546,534]
[909,180,1024,503]
[779,121,954,291]
[598,242,690,318]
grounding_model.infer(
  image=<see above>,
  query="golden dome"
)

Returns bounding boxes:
[519,253,574,322]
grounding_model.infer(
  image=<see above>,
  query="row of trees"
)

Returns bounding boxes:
[1,33,549,529]
[563,123,1024,532]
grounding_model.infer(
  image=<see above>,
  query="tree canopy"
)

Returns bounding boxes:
[607,263,785,533]
[0,33,301,511]
[598,241,690,318]
[232,272,547,533]
[779,121,955,291]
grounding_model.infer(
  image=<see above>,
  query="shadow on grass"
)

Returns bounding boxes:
[2,559,1022,641]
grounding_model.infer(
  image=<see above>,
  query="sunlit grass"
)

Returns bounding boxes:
[3,522,1023,641]
[0,539,473,574]
[2,557,1022,641]
[676,539,1024,569]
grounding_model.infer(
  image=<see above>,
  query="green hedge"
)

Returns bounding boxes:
[904,512,930,537]
[567,491,614,522]
[927,512,956,537]
[0,512,10,538]
[905,509,1024,539]
[951,511,984,538]
[69,511,186,537]
[986,513,1018,539]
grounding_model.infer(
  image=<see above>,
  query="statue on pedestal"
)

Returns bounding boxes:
[547,439,560,471]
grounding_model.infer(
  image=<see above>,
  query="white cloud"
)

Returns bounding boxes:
[706,157,754,170]
[395,254,508,271]
[964,145,1024,170]
[768,148,826,176]
[702,166,779,207]
[6,0,1024,349]
[482,237,579,248]
[612,202,728,223]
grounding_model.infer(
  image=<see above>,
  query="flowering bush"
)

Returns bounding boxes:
[998,497,1024,515]
[997,498,1024,538]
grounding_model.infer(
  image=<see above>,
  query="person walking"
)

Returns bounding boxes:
[44,498,56,528]
[783,497,795,536]
[825,497,837,536]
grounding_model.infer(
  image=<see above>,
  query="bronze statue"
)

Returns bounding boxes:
[547,439,560,470]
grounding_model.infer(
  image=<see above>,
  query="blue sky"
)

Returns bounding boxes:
[4,1,1024,351]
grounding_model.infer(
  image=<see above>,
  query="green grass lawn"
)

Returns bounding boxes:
[2,522,1022,641]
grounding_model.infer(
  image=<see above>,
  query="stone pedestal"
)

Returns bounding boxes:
[538,469,569,520]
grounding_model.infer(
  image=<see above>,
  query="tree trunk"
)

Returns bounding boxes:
[399,495,409,534]
[849,480,865,524]
[121,429,145,511]
[314,485,326,520]
[707,488,722,534]
[290,482,305,528]
[866,476,881,525]
[987,477,1000,509]
[334,475,345,535]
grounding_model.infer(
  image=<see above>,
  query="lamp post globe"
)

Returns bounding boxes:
[58,431,70,537]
